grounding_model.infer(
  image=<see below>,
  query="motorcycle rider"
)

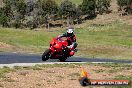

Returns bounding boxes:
[57,27,78,56]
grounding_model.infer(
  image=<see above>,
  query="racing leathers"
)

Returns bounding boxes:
[57,32,78,56]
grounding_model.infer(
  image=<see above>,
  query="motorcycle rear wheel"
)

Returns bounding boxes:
[59,58,67,62]
[42,49,51,61]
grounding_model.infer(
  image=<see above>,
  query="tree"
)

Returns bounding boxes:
[24,0,39,29]
[38,0,59,29]
[0,8,8,27]
[39,0,58,16]
[13,0,27,28]
[117,0,128,7]
[79,0,96,17]
[16,0,27,17]
[117,0,132,15]
[59,0,77,25]
[2,0,14,27]
[96,0,111,15]
[73,6,82,24]
[2,0,27,28]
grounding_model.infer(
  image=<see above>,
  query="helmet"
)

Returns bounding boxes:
[67,26,74,36]
[67,29,74,33]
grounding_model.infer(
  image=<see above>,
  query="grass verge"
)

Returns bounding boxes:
[0,21,132,60]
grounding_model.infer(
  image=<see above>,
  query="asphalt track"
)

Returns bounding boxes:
[0,52,132,65]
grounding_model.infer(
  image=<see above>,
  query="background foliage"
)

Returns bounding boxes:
[0,0,131,29]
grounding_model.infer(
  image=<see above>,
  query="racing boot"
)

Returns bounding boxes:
[70,50,75,56]
[68,44,78,56]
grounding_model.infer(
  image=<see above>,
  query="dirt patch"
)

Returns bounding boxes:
[0,64,132,88]
[0,42,12,49]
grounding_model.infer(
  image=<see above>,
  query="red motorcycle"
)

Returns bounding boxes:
[42,37,74,62]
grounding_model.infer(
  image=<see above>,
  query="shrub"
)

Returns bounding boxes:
[96,0,111,15]
[117,0,132,15]
[79,0,96,16]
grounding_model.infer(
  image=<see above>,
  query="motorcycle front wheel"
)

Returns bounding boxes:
[42,49,51,61]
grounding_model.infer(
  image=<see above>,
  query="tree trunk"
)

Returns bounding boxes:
[47,14,50,29]
[47,22,50,29]
[67,16,70,26]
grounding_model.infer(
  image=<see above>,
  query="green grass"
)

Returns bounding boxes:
[0,21,132,60]
[13,64,79,70]
[75,21,132,59]
[0,28,60,53]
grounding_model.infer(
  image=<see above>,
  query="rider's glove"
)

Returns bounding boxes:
[67,46,71,49]
[67,45,73,49]
[57,36,61,41]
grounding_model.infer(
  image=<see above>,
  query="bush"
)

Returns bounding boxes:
[2,0,14,27]
[117,0,129,7]
[0,8,8,27]
[79,0,96,17]
[59,0,80,25]
[96,0,111,15]
[39,0,58,16]
[59,0,76,18]
[0,0,112,28]
[117,0,132,15]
